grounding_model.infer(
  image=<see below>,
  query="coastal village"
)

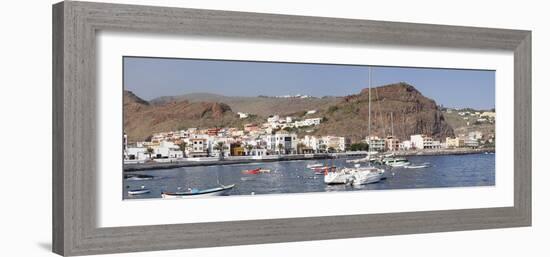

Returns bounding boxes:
[121,61,497,198]
[124,108,495,164]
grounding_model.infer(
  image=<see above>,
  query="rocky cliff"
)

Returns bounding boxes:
[124,90,240,141]
[314,83,455,142]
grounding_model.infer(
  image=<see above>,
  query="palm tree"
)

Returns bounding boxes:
[245,144,253,156]
[277,143,284,155]
[178,142,187,158]
[214,141,225,160]
[146,147,154,160]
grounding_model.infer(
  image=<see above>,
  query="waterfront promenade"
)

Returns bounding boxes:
[123,147,494,171]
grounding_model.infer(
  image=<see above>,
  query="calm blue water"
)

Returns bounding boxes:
[123,153,495,200]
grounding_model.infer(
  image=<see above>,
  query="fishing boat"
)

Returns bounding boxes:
[161,184,235,199]
[242,168,261,175]
[127,186,151,195]
[306,163,324,169]
[403,163,431,169]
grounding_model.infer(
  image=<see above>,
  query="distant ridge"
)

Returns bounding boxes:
[149,92,341,117]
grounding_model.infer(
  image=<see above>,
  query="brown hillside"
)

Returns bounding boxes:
[124,91,248,142]
[151,93,341,116]
[314,83,455,142]
[125,83,457,143]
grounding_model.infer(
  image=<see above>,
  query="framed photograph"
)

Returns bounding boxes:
[53,1,531,256]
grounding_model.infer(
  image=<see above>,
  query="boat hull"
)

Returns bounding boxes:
[162,184,235,199]
[323,171,351,184]
[350,172,383,186]
[127,189,151,195]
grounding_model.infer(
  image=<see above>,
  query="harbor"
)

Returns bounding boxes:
[122,63,497,200]
[123,153,495,199]
[123,148,494,171]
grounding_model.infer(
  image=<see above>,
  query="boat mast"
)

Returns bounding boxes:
[390,112,394,137]
[368,67,372,139]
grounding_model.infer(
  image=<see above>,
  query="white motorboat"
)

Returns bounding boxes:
[384,157,410,167]
[323,168,354,184]
[161,184,235,199]
[349,167,385,186]
[324,165,384,185]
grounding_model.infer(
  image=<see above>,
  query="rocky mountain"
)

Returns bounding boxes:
[124,91,253,141]
[312,83,455,142]
[125,82,456,143]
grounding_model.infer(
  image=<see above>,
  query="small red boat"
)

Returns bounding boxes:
[313,166,336,175]
[242,168,261,175]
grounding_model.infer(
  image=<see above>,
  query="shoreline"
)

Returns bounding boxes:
[123,147,494,172]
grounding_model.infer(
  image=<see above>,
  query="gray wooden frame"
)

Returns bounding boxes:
[52,1,531,256]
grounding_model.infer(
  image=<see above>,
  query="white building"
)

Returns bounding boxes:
[410,134,441,149]
[237,112,249,119]
[400,140,412,150]
[469,131,483,140]
[366,136,386,152]
[124,147,148,161]
[247,148,268,156]
[189,135,209,157]
[302,135,321,152]
[323,136,348,152]
[267,115,280,123]
[154,141,184,159]
[263,133,298,154]
[294,117,322,128]
[464,138,479,148]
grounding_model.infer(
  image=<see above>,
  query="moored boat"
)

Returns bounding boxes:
[128,186,151,195]
[384,157,410,167]
[403,163,431,169]
[349,167,385,186]
[242,168,261,175]
[161,184,235,199]
[323,168,353,184]
[312,166,336,175]
[306,163,324,169]
[124,174,155,181]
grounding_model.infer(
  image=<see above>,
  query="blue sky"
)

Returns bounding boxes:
[124,57,495,109]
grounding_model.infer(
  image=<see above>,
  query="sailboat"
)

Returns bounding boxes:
[325,67,385,185]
